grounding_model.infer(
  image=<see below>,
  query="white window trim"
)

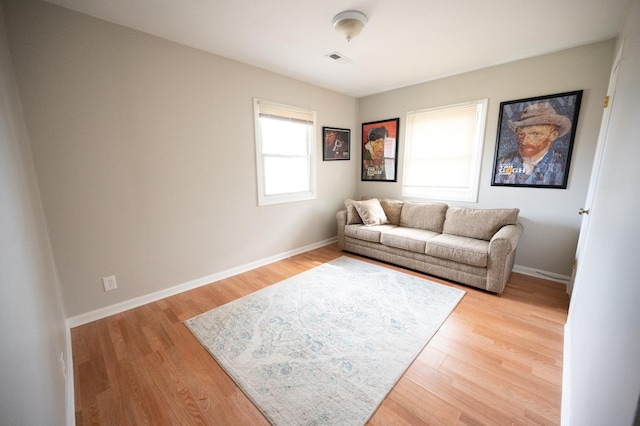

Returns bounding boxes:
[254,98,317,206]
[402,99,488,203]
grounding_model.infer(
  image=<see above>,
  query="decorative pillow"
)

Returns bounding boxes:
[344,199,363,225]
[353,198,390,226]
[442,207,520,241]
[360,196,404,225]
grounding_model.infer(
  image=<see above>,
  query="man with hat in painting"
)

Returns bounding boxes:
[494,102,572,186]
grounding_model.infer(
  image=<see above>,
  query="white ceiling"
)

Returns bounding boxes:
[44,0,631,98]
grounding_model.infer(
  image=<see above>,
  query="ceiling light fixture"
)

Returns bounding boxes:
[332,10,367,42]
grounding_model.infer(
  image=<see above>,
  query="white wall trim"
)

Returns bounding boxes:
[65,325,75,426]
[66,238,337,328]
[513,264,570,285]
[66,246,567,328]
[561,322,572,425]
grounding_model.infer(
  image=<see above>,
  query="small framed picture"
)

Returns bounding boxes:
[491,90,583,189]
[361,118,399,182]
[322,127,350,161]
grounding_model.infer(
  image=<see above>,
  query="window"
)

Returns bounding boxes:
[254,99,317,206]
[402,99,488,202]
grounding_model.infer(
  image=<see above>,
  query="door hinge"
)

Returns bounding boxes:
[604,95,610,108]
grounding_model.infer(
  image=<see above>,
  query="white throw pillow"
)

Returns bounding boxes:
[353,198,390,226]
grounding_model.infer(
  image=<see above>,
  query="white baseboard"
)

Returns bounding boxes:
[512,264,570,285]
[66,237,337,328]
[65,324,75,426]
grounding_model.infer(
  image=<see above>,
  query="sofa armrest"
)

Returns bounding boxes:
[486,223,523,293]
[336,210,347,249]
[489,223,523,253]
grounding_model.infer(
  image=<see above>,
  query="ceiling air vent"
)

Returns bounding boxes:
[326,51,352,64]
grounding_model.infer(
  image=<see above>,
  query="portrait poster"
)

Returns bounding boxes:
[491,90,583,189]
[361,118,399,182]
[322,127,350,161]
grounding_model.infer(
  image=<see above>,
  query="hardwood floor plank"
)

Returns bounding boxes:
[115,358,173,425]
[72,243,569,425]
[441,354,560,420]
[141,350,208,425]
[95,385,137,426]
[386,376,463,425]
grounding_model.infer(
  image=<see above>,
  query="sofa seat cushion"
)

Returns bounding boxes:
[345,224,397,243]
[426,234,490,267]
[379,227,440,254]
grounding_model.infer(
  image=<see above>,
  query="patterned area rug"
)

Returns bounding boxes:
[185,256,465,425]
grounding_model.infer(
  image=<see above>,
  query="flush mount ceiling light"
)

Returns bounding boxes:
[332,10,368,42]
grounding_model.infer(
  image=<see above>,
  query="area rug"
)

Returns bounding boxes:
[185,256,465,425]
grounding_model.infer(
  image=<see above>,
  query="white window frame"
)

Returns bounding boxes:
[402,99,488,202]
[254,98,317,206]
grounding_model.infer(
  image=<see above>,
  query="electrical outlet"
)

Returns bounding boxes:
[102,275,117,291]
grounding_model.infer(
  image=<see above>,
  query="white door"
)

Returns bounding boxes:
[560,27,640,423]
[566,43,623,296]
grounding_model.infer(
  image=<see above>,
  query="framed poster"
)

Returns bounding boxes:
[361,118,399,182]
[322,127,350,161]
[491,90,583,189]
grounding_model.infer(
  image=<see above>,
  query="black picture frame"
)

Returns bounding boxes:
[491,90,583,189]
[322,127,350,161]
[361,118,400,182]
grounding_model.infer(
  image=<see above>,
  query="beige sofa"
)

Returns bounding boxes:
[336,198,523,294]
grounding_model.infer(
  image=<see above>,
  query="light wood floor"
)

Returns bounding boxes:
[72,243,569,425]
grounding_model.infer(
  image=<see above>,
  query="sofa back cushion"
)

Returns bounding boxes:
[399,202,448,232]
[443,207,519,240]
[344,199,363,224]
[379,199,404,225]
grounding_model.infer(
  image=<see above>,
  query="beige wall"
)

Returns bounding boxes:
[3,0,358,317]
[3,0,615,321]
[358,40,614,277]
[0,3,68,423]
